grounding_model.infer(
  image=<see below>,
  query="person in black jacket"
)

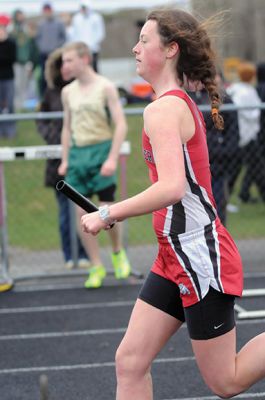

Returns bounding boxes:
[37,47,89,269]
[189,72,240,225]
[0,20,16,138]
[257,62,265,161]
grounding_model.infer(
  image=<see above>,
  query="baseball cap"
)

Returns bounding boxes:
[42,3,52,11]
[0,14,10,26]
[80,1,92,8]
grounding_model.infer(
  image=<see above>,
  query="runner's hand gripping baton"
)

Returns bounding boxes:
[56,180,115,227]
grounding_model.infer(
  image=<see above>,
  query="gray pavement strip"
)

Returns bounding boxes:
[6,239,265,282]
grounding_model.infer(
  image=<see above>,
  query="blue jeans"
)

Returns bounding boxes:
[212,176,228,226]
[0,79,16,138]
[55,190,88,262]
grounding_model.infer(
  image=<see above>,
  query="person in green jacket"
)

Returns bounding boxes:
[9,9,39,110]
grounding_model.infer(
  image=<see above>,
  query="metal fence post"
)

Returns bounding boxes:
[0,161,13,291]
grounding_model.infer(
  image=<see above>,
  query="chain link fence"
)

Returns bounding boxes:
[0,104,264,284]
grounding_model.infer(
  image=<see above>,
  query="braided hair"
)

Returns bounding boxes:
[147,9,224,130]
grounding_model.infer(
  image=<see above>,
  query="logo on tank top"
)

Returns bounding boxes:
[178,283,190,295]
[143,149,154,163]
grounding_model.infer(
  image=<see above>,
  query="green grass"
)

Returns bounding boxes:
[0,116,264,251]
[4,159,59,250]
[1,121,59,250]
[226,183,265,238]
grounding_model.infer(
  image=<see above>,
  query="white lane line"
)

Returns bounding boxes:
[0,300,134,314]
[0,327,127,340]
[236,318,265,325]
[1,360,264,400]
[244,272,265,278]
[0,299,262,315]
[0,356,195,374]
[0,317,264,342]
[163,392,265,400]
[235,304,247,313]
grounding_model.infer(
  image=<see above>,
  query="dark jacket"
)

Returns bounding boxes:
[9,22,39,67]
[257,62,265,156]
[36,48,69,187]
[189,89,240,177]
[0,38,16,79]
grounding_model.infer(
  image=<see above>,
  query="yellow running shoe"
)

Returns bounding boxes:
[111,248,131,279]
[0,279,14,292]
[84,265,106,289]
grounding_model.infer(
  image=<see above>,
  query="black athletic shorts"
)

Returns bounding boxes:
[96,184,116,202]
[138,271,236,340]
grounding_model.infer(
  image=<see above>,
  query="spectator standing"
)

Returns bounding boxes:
[36,3,66,97]
[256,62,265,160]
[227,62,265,203]
[71,2,105,72]
[8,9,38,110]
[36,48,90,270]
[59,41,131,288]
[60,12,75,43]
[189,72,240,225]
[0,16,16,139]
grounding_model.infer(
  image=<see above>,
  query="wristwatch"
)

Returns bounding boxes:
[98,205,116,226]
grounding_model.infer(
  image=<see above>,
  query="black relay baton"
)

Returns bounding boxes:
[56,180,115,227]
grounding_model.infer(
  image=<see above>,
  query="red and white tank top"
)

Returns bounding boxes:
[142,89,243,305]
[143,89,218,240]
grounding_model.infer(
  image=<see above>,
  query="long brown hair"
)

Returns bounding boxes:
[147,9,224,130]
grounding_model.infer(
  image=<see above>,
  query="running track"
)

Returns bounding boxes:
[0,274,265,399]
